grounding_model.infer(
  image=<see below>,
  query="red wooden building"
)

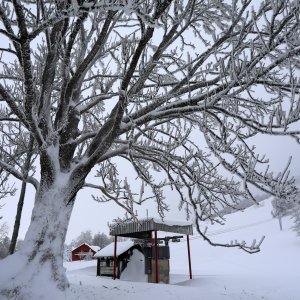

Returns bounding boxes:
[72,243,100,261]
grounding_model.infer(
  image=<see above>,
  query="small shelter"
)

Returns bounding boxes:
[109,218,193,284]
[71,243,100,261]
[94,240,142,278]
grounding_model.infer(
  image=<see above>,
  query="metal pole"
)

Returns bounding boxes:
[113,235,117,280]
[187,235,192,279]
[154,230,159,283]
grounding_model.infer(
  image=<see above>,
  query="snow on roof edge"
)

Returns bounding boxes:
[94,240,134,258]
[148,217,193,226]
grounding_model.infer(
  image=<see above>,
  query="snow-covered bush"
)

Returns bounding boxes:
[292,204,300,236]
[0,223,10,259]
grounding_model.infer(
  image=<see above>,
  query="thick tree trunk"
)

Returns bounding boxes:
[0,178,75,300]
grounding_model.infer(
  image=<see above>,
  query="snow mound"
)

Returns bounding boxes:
[64,260,97,272]
[120,249,147,282]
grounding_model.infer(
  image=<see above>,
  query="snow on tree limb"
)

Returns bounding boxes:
[0,160,38,190]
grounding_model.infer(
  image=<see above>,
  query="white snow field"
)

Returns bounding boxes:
[65,198,300,300]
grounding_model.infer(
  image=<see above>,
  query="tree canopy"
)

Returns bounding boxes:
[0,0,300,249]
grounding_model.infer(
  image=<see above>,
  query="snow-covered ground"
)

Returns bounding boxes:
[65,198,300,299]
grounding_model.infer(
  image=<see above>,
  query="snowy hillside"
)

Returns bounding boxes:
[65,198,300,300]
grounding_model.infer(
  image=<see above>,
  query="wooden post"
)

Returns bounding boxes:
[96,258,100,276]
[154,230,159,283]
[113,235,117,280]
[187,235,192,279]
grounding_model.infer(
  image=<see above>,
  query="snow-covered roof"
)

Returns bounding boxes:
[150,218,193,227]
[110,218,193,237]
[93,240,134,258]
[72,243,100,252]
[87,244,100,252]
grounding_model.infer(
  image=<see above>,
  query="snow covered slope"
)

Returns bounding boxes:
[65,198,300,300]
[169,198,300,299]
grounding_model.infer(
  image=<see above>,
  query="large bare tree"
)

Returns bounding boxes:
[0,0,299,298]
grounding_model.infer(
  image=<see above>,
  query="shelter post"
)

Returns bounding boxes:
[154,230,159,283]
[113,235,117,280]
[187,234,192,279]
[96,258,100,276]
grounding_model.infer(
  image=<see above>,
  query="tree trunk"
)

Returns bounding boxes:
[278,215,283,231]
[9,137,34,254]
[0,178,75,300]
[9,180,27,254]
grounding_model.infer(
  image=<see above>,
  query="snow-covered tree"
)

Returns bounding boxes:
[0,0,300,298]
[271,191,300,231]
[0,223,10,259]
[292,204,300,236]
[0,222,9,243]
[69,231,112,249]
[63,244,72,262]
[271,196,295,230]
[92,232,113,249]
[72,230,93,247]
[0,236,10,259]
[272,196,297,216]
[0,174,16,202]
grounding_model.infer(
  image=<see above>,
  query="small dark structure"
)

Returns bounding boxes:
[109,218,193,284]
[71,243,100,261]
[94,241,142,278]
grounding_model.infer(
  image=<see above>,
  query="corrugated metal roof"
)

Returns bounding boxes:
[110,218,193,237]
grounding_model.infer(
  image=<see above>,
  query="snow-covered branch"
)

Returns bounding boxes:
[0,159,39,190]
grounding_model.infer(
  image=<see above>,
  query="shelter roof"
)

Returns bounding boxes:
[109,218,193,238]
